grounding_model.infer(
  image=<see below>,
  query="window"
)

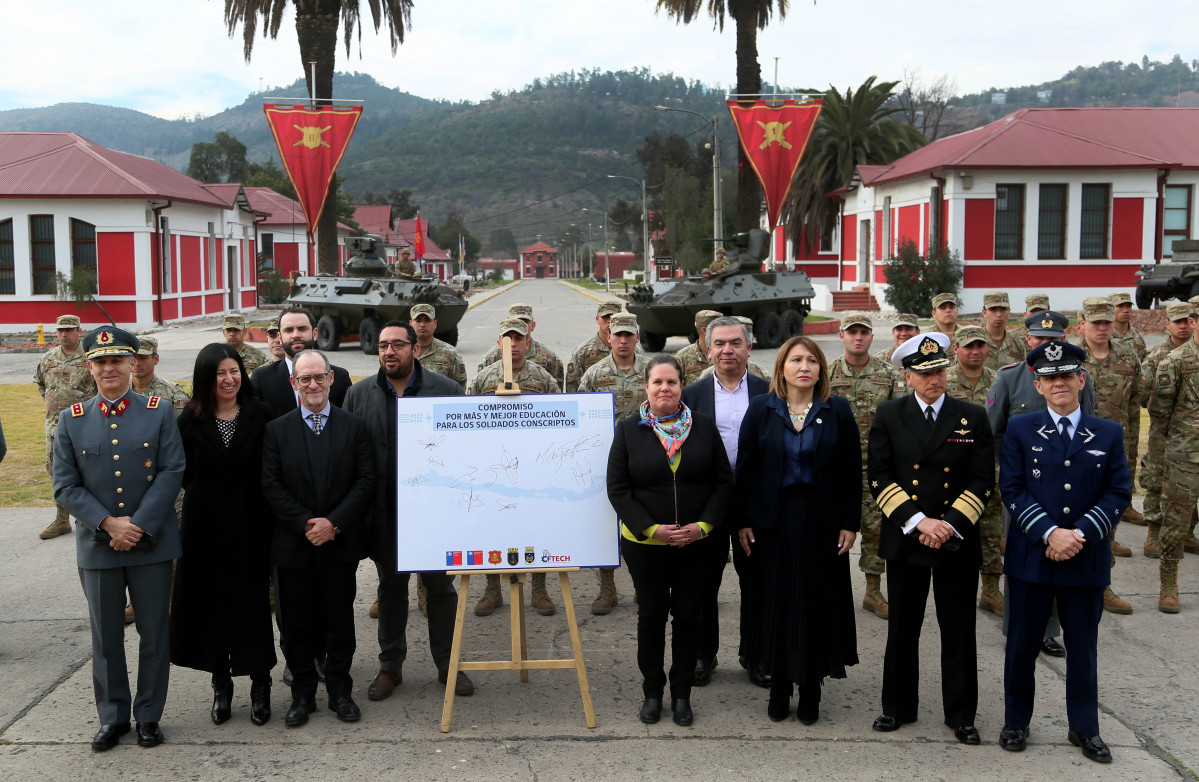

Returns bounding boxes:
[70,218,97,293]
[160,216,172,293]
[819,220,834,253]
[207,222,217,286]
[1037,184,1067,260]
[1080,184,1110,259]
[994,185,1024,259]
[260,233,275,268]
[30,214,56,295]
[0,219,13,294]
[1164,185,1192,257]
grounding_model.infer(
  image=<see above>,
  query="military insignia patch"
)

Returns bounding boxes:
[147,396,161,409]
[508,547,519,566]
[524,545,535,564]
[919,337,939,355]
[144,459,152,468]
[1086,449,1106,456]
[1032,469,1041,478]
[97,330,113,345]
[1040,317,1053,329]
[1045,343,1063,361]
[71,403,84,417]
[488,550,502,565]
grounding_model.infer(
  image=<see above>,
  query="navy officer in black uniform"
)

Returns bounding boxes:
[998,341,1130,763]
[52,326,184,750]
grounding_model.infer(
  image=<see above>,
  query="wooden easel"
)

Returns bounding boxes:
[439,568,596,732]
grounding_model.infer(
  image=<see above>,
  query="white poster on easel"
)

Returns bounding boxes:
[393,393,620,572]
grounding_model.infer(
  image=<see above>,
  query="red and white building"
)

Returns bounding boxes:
[224,186,354,280]
[477,256,519,280]
[593,251,638,280]
[351,206,454,282]
[519,241,558,279]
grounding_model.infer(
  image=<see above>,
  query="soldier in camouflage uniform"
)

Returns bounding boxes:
[928,292,960,339]
[1075,297,1140,614]
[827,312,906,620]
[222,314,268,375]
[265,318,286,362]
[396,249,418,277]
[675,310,721,385]
[875,313,921,366]
[946,326,1004,614]
[1109,291,1147,525]
[469,319,562,617]
[34,314,96,539]
[411,303,468,391]
[565,300,624,392]
[1139,302,1193,557]
[981,291,1026,371]
[131,337,190,416]
[1008,293,1050,347]
[478,303,564,385]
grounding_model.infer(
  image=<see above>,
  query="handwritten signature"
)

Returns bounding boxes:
[496,500,518,512]
[449,466,497,489]
[460,486,485,513]
[491,442,519,485]
[535,434,603,474]
[405,471,429,491]
[418,435,445,452]
[569,457,593,486]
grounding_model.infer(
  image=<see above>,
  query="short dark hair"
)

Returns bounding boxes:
[643,353,682,383]
[381,320,417,344]
[186,342,258,419]
[291,349,330,375]
[280,306,317,329]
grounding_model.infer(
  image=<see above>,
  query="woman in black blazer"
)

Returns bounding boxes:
[170,343,277,727]
[607,354,733,727]
[737,336,861,725]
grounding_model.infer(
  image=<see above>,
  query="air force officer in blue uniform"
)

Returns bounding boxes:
[52,326,184,751]
[999,341,1130,763]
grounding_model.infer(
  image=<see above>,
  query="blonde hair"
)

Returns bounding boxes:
[769,336,831,402]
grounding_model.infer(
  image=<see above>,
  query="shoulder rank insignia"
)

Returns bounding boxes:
[1035,425,1052,440]
[1086,449,1106,456]
[146,396,161,409]
[70,402,85,417]
[1080,427,1096,443]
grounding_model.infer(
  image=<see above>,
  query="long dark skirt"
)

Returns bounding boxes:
[747,485,858,685]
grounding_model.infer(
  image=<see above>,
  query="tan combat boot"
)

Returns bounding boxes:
[1121,506,1146,526]
[369,600,379,619]
[591,568,618,615]
[474,574,504,616]
[1103,586,1133,615]
[1111,535,1132,558]
[1159,561,1180,613]
[862,574,889,619]
[530,573,556,616]
[1144,523,1161,559]
[38,507,72,540]
[978,573,1004,616]
[417,577,428,617]
[1184,536,1199,555]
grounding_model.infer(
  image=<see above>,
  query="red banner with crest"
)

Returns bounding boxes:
[727,98,823,227]
[263,104,362,235]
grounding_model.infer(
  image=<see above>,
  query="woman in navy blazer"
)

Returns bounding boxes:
[736,336,861,724]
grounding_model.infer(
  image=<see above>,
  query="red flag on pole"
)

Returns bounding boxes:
[263,103,362,235]
[413,213,426,261]
[726,98,823,227]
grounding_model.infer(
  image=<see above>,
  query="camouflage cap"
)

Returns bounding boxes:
[596,300,623,317]
[410,303,437,320]
[736,316,754,327]
[1166,301,1192,321]
[223,314,246,330]
[55,314,81,329]
[400,248,412,256]
[1025,293,1050,312]
[83,326,138,359]
[1027,310,1068,337]
[266,317,280,334]
[892,313,920,328]
[498,318,529,337]
[508,303,534,321]
[839,311,872,330]
[954,325,988,346]
[694,309,723,330]
[982,291,1010,309]
[931,292,958,308]
[1108,291,1133,306]
[1081,296,1115,323]
[609,313,639,334]
[135,336,158,356]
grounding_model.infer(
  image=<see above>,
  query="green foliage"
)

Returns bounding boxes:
[186,131,248,183]
[487,228,518,258]
[256,254,289,304]
[487,267,506,282]
[361,187,419,219]
[429,207,481,262]
[244,157,295,199]
[55,269,97,310]
[883,239,963,316]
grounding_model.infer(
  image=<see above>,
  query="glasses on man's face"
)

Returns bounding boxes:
[378,340,413,354]
[294,372,330,386]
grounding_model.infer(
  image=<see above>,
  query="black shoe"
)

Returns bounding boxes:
[91,722,130,752]
[999,725,1029,751]
[135,722,163,748]
[748,665,772,689]
[738,655,749,670]
[768,686,790,722]
[284,697,316,727]
[1068,730,1112,763]
[694,657,716,687]
[438,669,476,697]
[954,725,981,745]
[671,698,693,726]
[314,657,327,683]
[329,694,361,722]
[282,666,294,685]
[639,697,662,724]
[211,677,233,725]
[250,680,271,726]
[1040,637,1067,657]
[872,714,913,732]
[796,688,820,726]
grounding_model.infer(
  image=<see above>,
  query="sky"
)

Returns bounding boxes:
[3,0,1199,120]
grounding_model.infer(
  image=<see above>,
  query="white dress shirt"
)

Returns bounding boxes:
[712,371,749,469]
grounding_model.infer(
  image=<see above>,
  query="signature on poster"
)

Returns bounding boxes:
[491,442,519,485]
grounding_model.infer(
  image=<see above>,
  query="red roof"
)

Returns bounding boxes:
[863,107,1199,187]
[521,241,557,254]
[0,132,228,207]
[351,205,400,242]
[393,217,451,261]
[244,186,354,233]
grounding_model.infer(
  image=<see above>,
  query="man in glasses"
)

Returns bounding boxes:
[251,307,352,419]
[344,321,475,703]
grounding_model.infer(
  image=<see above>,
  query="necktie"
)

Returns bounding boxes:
[1058,417,1071,447]
[925,405,935,428]
[311,412,325,436]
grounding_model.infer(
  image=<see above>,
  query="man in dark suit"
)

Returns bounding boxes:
[867,332,994,745]
[252,307,351,419]
[998,341,1130,763]
[262,348,374,727]
[682,315,770,688]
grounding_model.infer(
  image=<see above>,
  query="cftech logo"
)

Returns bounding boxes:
[540,549,571,564]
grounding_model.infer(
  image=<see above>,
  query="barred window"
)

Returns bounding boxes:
[0,219,13,295]
[994,184,1025,260]
[1037,184,1067,260]
[30,214,56,295]
[1079,184,1110,259]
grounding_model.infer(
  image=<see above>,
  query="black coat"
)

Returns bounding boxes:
[170,400,277,676]
[250,359,352,420]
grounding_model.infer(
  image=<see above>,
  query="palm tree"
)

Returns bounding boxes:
[655,0,789,233]
[224,0,413,273]
[781,76,926,253]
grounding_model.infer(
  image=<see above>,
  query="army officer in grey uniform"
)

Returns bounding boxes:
[53,326,185,751]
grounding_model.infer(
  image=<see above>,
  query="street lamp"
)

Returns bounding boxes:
[654,105,724,255]
[607,174,653,284]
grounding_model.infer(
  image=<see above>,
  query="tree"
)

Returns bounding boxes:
[244,157,296,199]
[187,131,248,183]
[487,228,518,258]
[655,0,790,232]
[224,0,413,273]
[897,68,961,142]
[882,239,963,316]
[608,197,642,253]
[364,187,420,219]
[429,207,481,264]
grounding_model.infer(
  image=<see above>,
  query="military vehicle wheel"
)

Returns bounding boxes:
[687,330,698,344]
[316,315,342,352]
[359,316,382,354]
[1135,288,1154,310]
[782,310,804,338]
[437,327,459,347]
[754,312,784,349]
[640,330,668,352]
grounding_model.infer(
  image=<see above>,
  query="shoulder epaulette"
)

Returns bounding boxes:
[147,396,162,409]
[71,402,85,417]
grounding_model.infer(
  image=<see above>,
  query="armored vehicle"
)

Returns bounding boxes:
[627,229,815,351]
[1135,239,1199,309]
[286,235,468,353]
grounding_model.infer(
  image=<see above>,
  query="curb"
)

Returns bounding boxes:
[556,280,625,305]
[803,320,841,335]
[466,279,523,310]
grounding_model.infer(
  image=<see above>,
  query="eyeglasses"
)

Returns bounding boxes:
[378,340,413,354]
[294,373,330,386]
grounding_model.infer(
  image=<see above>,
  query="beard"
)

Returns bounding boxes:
[383,356,414,380]
[284,337,315,359]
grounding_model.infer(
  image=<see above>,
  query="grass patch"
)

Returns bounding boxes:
[2,385,57,507]
[804,315,833,322]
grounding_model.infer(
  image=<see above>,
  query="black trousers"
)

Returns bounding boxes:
[277,552,357,699]
[373,560,457,673]
[697,525,756,662]
[881,557,978,727]
[622,535,713,700]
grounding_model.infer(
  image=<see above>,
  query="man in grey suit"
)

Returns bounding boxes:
[52,326,184,751]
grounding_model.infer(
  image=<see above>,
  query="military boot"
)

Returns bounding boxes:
[591,568,618,615]
[530,573,556,616]
[1111,535,1132,558]
[1144,523,1161,559]
[1121,506,1146,526]
[862,574,889,619]
[1184,536,1199,555]
[474,574,504,617]
[369,600,379,619]
[38,506,72,540]
[978,573,1004,616]
[1159,560,1180,614]
[1103,586,1133,615]
[417,578,428,617]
